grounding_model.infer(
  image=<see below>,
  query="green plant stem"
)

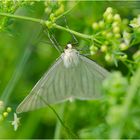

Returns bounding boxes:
[0,46,32,106]
[52,24,101,44]
[110,65,140,138]
[52,23,92,40]
[0,12,44,24]
[0,12,100,43]
[123,68,140,113]
[54,103,66,139]
[53,21,101,43]
[39,96,78,138]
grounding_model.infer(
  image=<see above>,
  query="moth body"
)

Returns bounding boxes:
[61,44,79,68]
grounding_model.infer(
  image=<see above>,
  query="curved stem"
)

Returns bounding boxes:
[0,12,101,43]
[54,103,66,139]
[0,12,44,24]
[0,46,32,106]
[53,23,92,40]
[110,65,140,138]
[39,96,78,138]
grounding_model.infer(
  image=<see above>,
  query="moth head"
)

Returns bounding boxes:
[66,44,73,49]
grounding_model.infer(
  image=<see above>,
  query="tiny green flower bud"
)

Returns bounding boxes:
[112,22,120,28]
[90,45,98,55]
[101,45,108,52]
[92,22,99,30]
[102,31,107,36]
[105,54,112,62]
[113,26,120,33]
[119,54,128,61]
[120,43,128,51]
[103,7,113,19]
[106,14,113,23]
[7,107,12,112]
[114,14,121,22]
[103,12,108,19]
[115,33,121,39]
[106,7,113,14]
[106,32,113,39]
[3,112,8,117]
[99,20,105,28]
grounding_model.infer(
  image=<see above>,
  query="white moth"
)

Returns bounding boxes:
[16,44,109,113]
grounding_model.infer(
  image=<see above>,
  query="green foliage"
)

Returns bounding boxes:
[0,1,140,139]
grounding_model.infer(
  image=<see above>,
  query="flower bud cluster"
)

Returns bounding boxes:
[0,100,12,122]
[90,7,131,65]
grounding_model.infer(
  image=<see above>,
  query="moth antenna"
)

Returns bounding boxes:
[64,16,79,46]
[44,28,62,53]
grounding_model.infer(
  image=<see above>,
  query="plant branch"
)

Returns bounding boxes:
[0,12,45,24]
[54,103,66,139]
[120,65,140,134]
[0,45,32,106]
[0,12,100,43]
[53,23,92,40]
[52,24,101,44]
[110,65,140,138]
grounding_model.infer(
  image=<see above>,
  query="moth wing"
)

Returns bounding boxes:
[16,57,70,113]
[16,54,109,113]
[72,55,109,100]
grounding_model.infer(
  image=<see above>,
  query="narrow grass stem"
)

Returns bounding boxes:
[120,65,140,134]
[54,103,66,139]
[110,65,140,138]
[0,46,32,106]
[39,96,78,138]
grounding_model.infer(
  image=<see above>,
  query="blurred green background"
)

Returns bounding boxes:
[0,1,140,139]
